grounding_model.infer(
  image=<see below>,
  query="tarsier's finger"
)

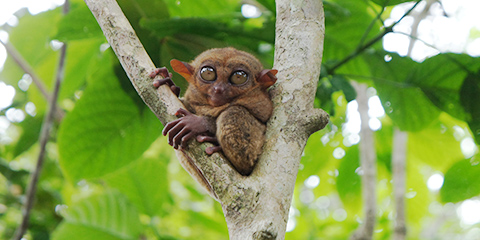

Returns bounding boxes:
[162,119,181,136]
[150,67,169,78]
[167,123,185,146]
[153,78,174,88]
[171,86,181,96]
[180,132,196,149]
[173,128,190,149]
[175,108,191,117]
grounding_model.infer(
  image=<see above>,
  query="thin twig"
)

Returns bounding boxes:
[0,39,51,102]
[12,2,69,239]
[329,0,423,74]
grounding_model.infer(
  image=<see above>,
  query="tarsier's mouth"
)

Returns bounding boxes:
[209,95,230,107]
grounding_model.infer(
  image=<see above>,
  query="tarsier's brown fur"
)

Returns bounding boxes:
[153,47,277,176]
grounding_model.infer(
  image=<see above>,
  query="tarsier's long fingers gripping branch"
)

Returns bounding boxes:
[151,47,277,176]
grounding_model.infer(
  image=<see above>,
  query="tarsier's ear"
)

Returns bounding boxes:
[257,69,278,89]
[170,59,195,82]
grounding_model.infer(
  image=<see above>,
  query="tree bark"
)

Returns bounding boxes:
[85,0,327,239]
[351,82,377,240]
[392,128,407,240]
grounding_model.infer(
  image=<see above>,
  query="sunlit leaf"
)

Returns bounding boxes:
[408,113,466,171]
[370,0,413,7]
[57,51,162,182]
[52,192,142,240]
[441,157,480,203]
[368,52,441,131]
[104,158,171,216]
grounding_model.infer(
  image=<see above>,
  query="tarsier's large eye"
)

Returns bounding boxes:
[200,67,216,81]
[229,71,248,85]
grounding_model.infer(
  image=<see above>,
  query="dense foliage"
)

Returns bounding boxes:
[0,0,479,239]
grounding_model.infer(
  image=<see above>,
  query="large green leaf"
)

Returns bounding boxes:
[441,156,480,203]
[59,38,104,100]
[368,52,441,131]
[408,113,466,171]
[58,51,162,182]
[370,0,413,7]
[104,157,171,217]
[460,73,480,144]
[417,54,480,121]
[52,192,142,240]
[369,53,480,132]
[163,0,240,18]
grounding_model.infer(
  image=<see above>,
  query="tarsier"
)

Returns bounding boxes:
[151,47,277,176]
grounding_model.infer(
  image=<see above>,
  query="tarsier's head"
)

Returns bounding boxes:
[171,47,277,107]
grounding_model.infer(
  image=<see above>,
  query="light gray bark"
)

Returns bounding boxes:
[392,128,408,240]
[85,0,327,239]
[351,82,377,240]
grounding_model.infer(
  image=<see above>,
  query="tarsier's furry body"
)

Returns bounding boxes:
[152,47,277,176]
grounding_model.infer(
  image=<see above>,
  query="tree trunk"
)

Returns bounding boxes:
[84,0,328,239]
[351,82,377,240]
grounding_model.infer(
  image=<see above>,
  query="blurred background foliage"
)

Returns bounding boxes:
[0,0,480,239]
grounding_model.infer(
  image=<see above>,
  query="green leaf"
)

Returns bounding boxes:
[330,75,357,102]
[59,38,104,100]
[58,52,162,182]
[441,157,480,203]
[369,52,441,131]
[142,18,274,43]
[417,54,480,121]
[52,192,142,240]
[408,113,466,171]
[55,4,104,41]
[460,73,480,144]
[104,158,171,216]
[117,0,170,21]
[370,0,413,7]
[163,0,240,18]
[6,115,43,159]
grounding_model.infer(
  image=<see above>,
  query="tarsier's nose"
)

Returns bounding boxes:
[213,84,226,94]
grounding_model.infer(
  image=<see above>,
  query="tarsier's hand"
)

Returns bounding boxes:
[150,67,180,97]
[163,108,213,149]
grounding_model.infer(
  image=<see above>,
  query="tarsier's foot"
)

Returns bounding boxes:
[197,135,222,155]
[150,67,180,96]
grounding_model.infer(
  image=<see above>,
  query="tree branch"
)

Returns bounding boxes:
[12,3,69,240]
[350,82,377,240]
